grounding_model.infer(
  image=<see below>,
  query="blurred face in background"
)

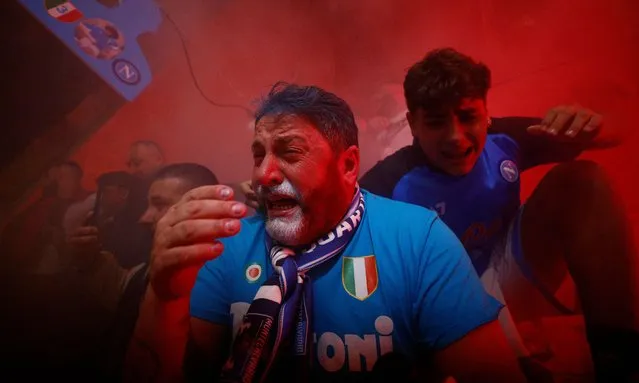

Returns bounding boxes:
[127,144,164,180]
[99,185,130,220]
[56,164,82,200]
[138,177,188,231]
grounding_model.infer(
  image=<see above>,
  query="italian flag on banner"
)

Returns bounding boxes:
[45,0,83,23]
[342,256,378,300]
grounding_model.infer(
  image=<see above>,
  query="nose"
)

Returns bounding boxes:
[254,154,284,188]
[446,117,466,145]
[138,207,154,225]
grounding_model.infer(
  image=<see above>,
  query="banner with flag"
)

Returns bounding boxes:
[342,255,378,301]
[45,1,83,22]
[19,0,162,101]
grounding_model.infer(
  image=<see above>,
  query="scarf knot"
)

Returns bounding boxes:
[271,246,298,300]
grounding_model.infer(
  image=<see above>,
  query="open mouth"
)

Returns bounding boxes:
[266,195,300,217]
[442,147,474,161]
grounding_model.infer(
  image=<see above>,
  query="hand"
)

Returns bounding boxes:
[239,180,259,210]
[528,104,603,140]
[150,185,247,301]
[66,225,100,256]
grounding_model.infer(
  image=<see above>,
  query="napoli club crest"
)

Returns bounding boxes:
[499,160,519,183]
[245,263,262,283]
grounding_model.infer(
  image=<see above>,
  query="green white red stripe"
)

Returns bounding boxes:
[45,1,83,23]
[342,256,378,300]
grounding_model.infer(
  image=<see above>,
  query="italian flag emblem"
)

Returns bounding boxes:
[342,255,378,301]
[45,1,83,23]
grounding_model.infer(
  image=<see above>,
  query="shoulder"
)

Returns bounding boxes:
[486,133,520,159]
[363,191,440,240]
[359,144,426,198]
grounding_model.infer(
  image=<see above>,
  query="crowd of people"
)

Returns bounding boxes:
[1,48,637,382]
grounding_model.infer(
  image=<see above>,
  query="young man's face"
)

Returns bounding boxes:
[408,98,489,176]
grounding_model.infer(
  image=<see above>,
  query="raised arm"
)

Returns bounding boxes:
[123,185,247,382]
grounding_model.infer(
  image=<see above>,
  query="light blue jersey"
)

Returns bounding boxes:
[191,191,502,378]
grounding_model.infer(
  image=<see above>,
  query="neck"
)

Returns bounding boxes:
[308,185,357,244]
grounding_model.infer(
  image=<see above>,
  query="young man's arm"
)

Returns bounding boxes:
[530,104,619,149]
[491,105,616,171]
[412,217,527,382]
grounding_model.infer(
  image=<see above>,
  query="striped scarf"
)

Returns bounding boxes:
[221,189,365,382]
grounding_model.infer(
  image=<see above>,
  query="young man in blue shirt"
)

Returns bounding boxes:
[359,48,638,382]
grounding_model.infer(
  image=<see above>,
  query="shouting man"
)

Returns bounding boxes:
[125,83,526,382]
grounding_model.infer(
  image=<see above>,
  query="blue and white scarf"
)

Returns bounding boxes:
[220,188,366,382]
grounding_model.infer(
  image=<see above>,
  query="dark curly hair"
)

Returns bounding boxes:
[255,82,359,150]
[403,48,491,113]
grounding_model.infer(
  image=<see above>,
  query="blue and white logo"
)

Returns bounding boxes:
[113,59,141,85]
[499,160,519,183]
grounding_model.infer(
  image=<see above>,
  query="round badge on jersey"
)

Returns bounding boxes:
[499,159,519,183]
[245,263,262,283]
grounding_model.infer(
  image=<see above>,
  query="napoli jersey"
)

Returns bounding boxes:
[359,117,582,277]
[191,191,502,379]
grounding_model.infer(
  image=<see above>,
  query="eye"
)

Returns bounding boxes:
[458,114,479,124]
[425,119,447,129]
[282,147,304,160]
[252,149,265,167]
[152,202,168,211]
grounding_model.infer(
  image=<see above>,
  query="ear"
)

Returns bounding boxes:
[406,110,418,138]
[339,145,360,186]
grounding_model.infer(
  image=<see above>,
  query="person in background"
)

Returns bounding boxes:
[120,140,168,267]
[359,47,638,382]
[66,140,167,269]
[1,161,89,275]
[96,163,219,382]
[127,140,165,182]
[61,163,219,381]
[0,161,91,380]
[41,164,61,198]
[63,171,134,251]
